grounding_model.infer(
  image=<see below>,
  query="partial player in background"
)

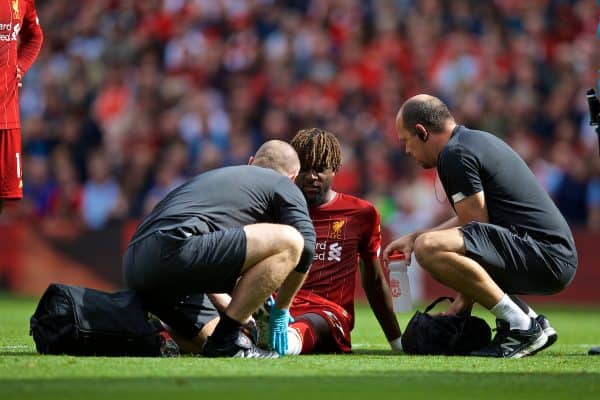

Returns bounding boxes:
[267,128,402,355]
[0,0,43,213]
[383,95,578,358]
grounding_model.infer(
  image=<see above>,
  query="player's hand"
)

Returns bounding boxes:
[438,293,474,317]
[382,232,419,265]
[269,306,293,355]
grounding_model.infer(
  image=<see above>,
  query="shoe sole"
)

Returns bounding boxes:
[233,349,279,359]
[528,328,557,356]
[510,332,548,358]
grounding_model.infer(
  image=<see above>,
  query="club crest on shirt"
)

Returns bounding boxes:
[11,0,19,20]
[329,219,346,240]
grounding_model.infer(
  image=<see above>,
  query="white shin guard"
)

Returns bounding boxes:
[285,327,302,355]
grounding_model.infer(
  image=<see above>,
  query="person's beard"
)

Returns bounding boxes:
[304,181,331,206]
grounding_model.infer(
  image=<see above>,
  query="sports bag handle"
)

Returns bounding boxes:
[424,296,455,313]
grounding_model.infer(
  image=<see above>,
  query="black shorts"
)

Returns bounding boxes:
[460,222,576,295]
[144,293,219,340]
[122,226,247,296]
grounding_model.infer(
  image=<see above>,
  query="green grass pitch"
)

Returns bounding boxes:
[1,294,599,400]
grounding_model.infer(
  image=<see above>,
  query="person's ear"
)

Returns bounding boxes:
[415,124,428,142]
[248,155,255,165]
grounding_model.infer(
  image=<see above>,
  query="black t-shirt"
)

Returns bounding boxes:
[437,125,576,262]
[130,165,316,272]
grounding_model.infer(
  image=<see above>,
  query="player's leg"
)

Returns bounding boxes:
[0,129,23,214]
[413,223,546,358]
[225,223,303,321]
[204,223,303,357]
[146,293,221,354]
[286,313,331,355]
[510,295,558,353]
[124,223,303,357]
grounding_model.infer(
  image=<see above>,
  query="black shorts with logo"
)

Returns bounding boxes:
[459,221,576,295]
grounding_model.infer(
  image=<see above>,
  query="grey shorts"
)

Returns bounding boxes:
[460,221,576,295]
[122,226,247,297]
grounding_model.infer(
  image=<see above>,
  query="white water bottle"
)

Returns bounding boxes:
[388,251,412,312]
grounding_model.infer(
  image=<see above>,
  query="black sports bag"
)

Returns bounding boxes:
[401,296,492,355]
[30,283,178,357]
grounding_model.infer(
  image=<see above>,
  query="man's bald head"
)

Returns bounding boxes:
[251,140,301,177]
[397,94,454,136]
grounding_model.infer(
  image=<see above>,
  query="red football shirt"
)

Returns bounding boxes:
[0,0,43,129]
[300,192,382,321]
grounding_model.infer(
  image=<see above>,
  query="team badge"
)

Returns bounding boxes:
[329,219,346,240]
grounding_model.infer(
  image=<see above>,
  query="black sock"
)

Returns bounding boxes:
[509,295,530,314]
[211,312,242,344]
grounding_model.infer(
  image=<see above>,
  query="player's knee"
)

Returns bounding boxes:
[277,225,303,264]
[414,232,440,266]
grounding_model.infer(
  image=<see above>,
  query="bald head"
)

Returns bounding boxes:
[397,94,454,135]
[251,140,301,177]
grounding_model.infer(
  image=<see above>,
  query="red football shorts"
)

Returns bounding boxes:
[0,129,23,199]
[289,290,353,353]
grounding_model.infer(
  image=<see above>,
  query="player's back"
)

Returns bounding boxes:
[130,165,306,243]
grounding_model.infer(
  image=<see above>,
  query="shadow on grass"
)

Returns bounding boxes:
[1,372,599,400]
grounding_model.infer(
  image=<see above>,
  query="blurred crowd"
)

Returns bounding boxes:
[8,0,600,237]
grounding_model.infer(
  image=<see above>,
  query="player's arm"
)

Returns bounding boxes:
[274,180,316,287]
[275,270,308,310]
[360,257,402,346]
[382,216,460,263]
[453,191,489,225]
[359,205,402,350]
[17,1,44,74]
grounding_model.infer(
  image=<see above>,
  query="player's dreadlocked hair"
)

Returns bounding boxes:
[290,128,342,173]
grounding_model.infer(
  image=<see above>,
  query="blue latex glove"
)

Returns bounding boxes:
[269,306,294,355]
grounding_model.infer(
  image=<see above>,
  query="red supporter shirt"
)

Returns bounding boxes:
[0,0,43,129]
[300,192,381,321]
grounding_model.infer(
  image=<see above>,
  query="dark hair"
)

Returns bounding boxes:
[401,97,453,135]
[290,128,342,172]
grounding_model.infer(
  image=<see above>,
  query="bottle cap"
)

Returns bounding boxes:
[388,250,406,261]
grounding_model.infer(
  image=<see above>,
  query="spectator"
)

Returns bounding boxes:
[81,150,127,229]
[7,0,596,235]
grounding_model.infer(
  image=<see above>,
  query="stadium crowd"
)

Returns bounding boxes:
[7,0,600,236]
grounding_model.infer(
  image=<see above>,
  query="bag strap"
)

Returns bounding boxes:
[424,296,455,313]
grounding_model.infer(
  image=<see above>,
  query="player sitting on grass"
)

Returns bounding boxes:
[153,130,402,356]
[257,128,402,355]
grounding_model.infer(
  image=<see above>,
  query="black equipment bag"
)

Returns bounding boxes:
[30,283,166,356]
[401,296,492,355]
